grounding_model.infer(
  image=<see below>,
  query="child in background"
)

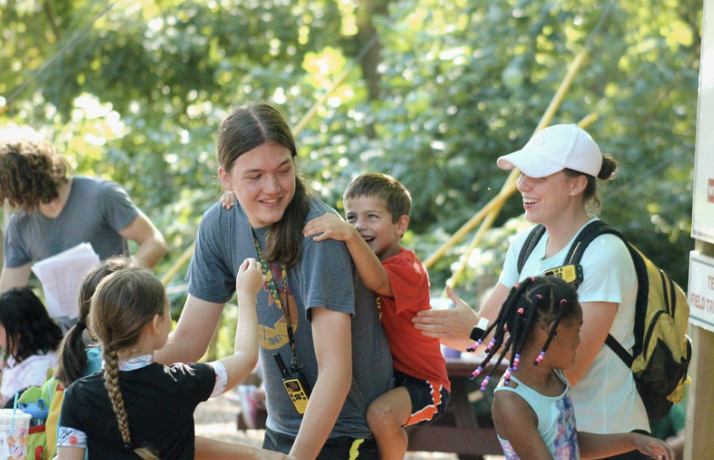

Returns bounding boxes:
[56,260,275,460]
[0,287,63,407]
[475,276,673,460]
[303,173,450,460]
[55,257,142,388]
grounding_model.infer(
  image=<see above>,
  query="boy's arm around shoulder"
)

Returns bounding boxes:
[491,388,554,460]
[303,213,392,297]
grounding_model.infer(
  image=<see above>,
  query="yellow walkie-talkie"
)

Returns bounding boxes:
[543,264,584,285]
[274,353,311,415]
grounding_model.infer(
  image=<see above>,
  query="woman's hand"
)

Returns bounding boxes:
[236,258,266,297]
[413,286,479,340]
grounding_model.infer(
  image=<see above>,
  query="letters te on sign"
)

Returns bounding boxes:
[688,251,714,333]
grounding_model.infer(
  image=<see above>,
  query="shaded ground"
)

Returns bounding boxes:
[194,392,504,460]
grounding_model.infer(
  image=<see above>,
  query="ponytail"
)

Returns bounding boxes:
[55,256,141,387]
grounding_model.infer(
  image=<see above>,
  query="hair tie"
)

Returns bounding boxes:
[560,299,567,304]
[529,276,535,281]
[76,320,87,331]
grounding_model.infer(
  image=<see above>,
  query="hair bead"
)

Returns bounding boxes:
[536,294,543,300]
[503,369,512,386]
[480,375,491,391]
[533,351,546,366]
[470,366,484,380]
[517,308,524,314]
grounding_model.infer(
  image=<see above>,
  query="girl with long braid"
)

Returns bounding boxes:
[479,276,673,460]
[56,260,294,460]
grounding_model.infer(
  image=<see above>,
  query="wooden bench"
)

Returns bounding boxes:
[236,357,505,460]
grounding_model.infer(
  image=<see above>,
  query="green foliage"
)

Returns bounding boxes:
[1,0,700,347]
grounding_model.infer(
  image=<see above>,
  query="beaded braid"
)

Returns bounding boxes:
[469,278,541,388]
[533,298,569,366]
[470,276,577,390]
[102,343,161,460]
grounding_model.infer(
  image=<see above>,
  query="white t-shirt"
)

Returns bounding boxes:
[499,219,649,434]
[1,352,58,401]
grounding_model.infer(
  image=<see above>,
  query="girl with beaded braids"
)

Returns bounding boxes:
[57,262,297,460]
[482,276,673,460]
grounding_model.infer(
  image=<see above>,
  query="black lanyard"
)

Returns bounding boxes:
[252,235,300,368]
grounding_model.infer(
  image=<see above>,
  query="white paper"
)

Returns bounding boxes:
[31,243,100,319]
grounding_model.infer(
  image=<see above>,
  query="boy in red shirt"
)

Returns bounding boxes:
[304,173,450,460]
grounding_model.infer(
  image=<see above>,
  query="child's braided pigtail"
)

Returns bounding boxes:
[102,343,160,460]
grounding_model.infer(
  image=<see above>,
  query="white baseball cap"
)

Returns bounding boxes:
[497,124,602,178]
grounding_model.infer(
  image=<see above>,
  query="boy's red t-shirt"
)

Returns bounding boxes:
[380,247,450,392]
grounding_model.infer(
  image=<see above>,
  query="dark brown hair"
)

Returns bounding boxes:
[91,267,166,460]
[0,126,70,212]
[217,102,310,268]
[0,288,63,366]
[55,257,142,388]
[564,153,618,214]
[343,173,412,222]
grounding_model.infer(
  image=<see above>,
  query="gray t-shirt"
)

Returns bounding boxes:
[186,196,393,440]
[3,176,140,268]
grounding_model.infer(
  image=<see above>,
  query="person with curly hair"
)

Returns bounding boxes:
[0,126,167,292]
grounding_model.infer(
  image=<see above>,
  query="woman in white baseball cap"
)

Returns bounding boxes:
[414,124,651,460]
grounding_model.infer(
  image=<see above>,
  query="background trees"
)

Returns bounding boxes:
[1,0,700,310]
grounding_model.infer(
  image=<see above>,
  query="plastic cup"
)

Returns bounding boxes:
[0,409,30,460]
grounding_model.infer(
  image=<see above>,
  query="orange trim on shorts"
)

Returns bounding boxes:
[404,383,443,427]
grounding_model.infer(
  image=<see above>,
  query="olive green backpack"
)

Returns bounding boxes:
[518,220,692,420]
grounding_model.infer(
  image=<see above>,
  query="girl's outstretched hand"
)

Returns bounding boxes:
[632,433,675,460]
[236,258,266,297]
[220,191,236,209]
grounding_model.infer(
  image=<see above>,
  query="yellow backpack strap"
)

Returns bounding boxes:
[45,381,64,459]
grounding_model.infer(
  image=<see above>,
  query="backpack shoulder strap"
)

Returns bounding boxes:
[565,220,640,369]
[605,334,634,368]
[517,225,547,273]
[563,220,623,265]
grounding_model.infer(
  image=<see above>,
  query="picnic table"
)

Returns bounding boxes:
[236,356,505,460]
